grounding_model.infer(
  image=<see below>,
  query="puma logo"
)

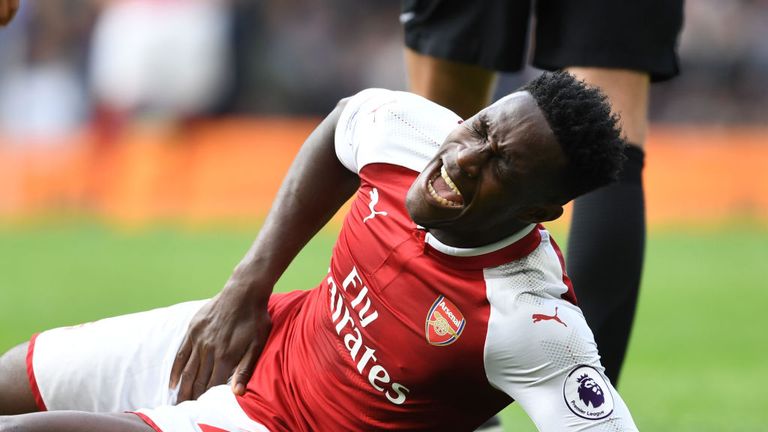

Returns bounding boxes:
[531,307,568,327]
[363,188,388,223]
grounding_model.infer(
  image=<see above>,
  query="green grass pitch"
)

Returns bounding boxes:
[1,222,766,431]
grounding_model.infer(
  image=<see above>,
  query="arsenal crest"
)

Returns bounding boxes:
[425,295,466,346]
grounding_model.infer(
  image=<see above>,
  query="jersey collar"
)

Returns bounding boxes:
[422,224,542,269]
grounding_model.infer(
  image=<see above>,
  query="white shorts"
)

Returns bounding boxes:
[27,300,271,432]
[134,385,269,432]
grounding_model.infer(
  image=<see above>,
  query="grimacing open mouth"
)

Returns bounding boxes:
[427,164,465,209]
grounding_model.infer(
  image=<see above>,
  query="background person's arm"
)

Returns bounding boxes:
[169,99,360,402]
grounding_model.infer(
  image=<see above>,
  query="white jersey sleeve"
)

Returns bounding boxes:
[483,230,639,431]
[334,88,461,174]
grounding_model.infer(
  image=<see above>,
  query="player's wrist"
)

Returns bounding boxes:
[224,266,274,308]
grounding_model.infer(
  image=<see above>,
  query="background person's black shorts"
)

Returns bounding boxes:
[401,0,684,82]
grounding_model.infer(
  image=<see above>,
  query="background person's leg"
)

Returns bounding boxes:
[405,48,496,120]
[0,343,38,415]
[565,67,650,385]
[566,68,649,145]
[0,412,154,432]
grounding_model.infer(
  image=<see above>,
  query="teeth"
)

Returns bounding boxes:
[428,177,463,208]
[441,166,462,197]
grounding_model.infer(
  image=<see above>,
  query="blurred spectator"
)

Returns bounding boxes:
[88,0,233,135]
[231,0,405,114]
[0,0,93,143]
[650,0,768,124]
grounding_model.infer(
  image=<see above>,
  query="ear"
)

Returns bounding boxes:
[519,204,564,223]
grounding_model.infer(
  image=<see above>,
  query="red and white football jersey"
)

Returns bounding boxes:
[235,89,638,431]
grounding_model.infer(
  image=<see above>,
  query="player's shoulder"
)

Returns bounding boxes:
[335,88,462,174]
[342,88,461,125]
[482,227,570,301]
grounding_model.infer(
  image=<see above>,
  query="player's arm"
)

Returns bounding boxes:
[169,99,360,402]
[486,300,638,431]
[0,0,19,26]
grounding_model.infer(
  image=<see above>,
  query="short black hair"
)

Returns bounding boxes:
[521,71,626,200]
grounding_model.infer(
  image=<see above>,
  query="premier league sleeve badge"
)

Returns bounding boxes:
[562,365,615,420]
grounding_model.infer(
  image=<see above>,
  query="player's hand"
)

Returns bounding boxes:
[169,286,272,403]
[0,0,19,26]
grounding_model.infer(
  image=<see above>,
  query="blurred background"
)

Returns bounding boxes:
[0,1,766,431]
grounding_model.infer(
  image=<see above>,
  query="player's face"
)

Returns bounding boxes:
[406,91,566,247]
